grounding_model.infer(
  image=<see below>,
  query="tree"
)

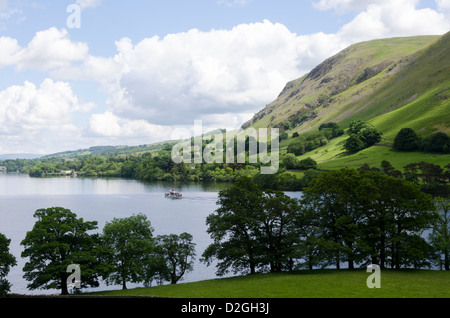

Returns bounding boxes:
[155,233,196,284]
[303,169,436,269]
[257,190,303,272]
[287,141,305,156]
[303,169,372,269]
[202,177,264,276]
[202,176,306,275]
[319,122,344,138]
[362,172,436,269]
[21,207,100,295]
[344,120,382,153]
[101,213,155,290]
[344,133,365,153]
[381,160,402,178]
[428,132,450,153]
[0,233,16,297]
[393,128,419,151]
[429,198,450,270]
[297,157,317,170]
[282,153,298,170]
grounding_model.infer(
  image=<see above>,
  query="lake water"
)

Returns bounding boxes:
[0,174,239,295]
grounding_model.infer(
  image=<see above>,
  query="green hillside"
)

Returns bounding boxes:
[244,33,449,134]
[245,32,450,171]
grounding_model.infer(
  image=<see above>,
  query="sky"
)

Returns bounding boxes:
[0,0,449,155]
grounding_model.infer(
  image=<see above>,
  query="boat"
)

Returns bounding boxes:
[165,189,183,199]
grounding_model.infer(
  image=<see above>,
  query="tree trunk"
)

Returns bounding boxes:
[336,252,340,270]
[61,275,69,296]
[445,253,449,271]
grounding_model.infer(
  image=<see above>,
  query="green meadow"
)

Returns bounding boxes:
[89,270,449,298]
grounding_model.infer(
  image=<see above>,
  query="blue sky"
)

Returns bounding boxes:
[0,0,449,154]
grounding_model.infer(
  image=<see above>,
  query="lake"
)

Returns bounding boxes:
[0,173,239,295]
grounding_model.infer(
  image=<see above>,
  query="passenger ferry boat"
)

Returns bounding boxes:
[165,189,183,199]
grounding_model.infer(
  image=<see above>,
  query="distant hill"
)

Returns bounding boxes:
[0,154,43,160]
[243,33,449,140]
[43,142,178,159]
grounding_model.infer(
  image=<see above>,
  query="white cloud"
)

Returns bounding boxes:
[0,79,94,153]
[53,2,448,139]
[0,36,20,67]
[14,27,89,71]
[89,111,173,142]
[100,20,345,129]
[1,1,449,153]
[336,0,449,42]
[437,0,450,11]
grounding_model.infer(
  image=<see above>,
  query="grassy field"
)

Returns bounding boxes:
[285,133,449,172]
[89,270,450,298]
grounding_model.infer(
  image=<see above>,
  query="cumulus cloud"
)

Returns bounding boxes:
[0,36,20,67]
[2,0,449,152]
[336,0,450,42]
[93,1,448,133]
[437,0,450,11]
[0,79,94,153]
[101,20,345,129]
[14,27,89,71]
[88,111,175,144]
[0,27,89,72]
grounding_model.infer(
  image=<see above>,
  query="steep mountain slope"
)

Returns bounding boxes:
[243,33,450,142]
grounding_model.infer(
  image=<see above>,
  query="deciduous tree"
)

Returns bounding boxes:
[101,213,155,290]
[0,233,16,296]
[21,207,100,295]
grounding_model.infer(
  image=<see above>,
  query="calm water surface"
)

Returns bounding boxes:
[0,174,235,295]
[0,174,301,295]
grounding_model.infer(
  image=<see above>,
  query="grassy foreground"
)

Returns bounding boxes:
[89,269,450,298]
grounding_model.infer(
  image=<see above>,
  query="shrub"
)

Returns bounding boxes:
[344,120,382,153]
[297,157,317,170]
[393,128,419,151]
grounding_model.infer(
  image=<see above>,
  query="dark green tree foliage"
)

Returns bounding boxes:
[204,173,438,277]
[101,214,155,290]
[303,169,372,269]
[304,169,436,269]
[202,177,309,275]
[394,128,419,151]
[429,198,450,270]
[381,160,402,178]
[424,132,450,153]
[155,233,196,284]
[297,157,317,170]
[344,134,365,153]
[0,233,16,296]
[281,155,317,171]
[344,120,382,153]
[256,190,302,272]
[202,177,265,276]
[318,122,344,138]
[20,207,100,295]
